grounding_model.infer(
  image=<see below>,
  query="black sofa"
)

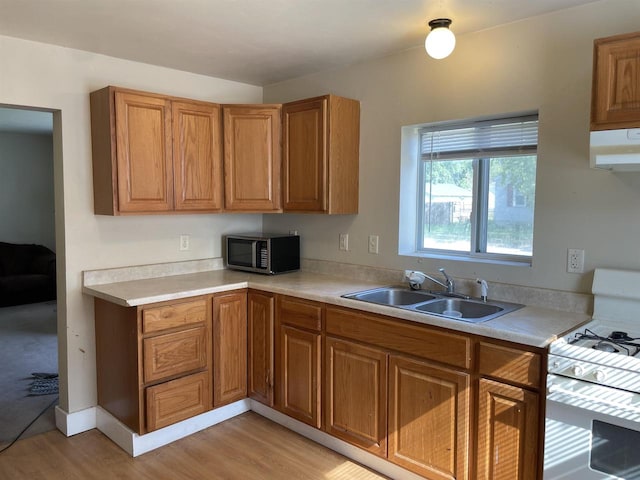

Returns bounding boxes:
[0,242,56,307]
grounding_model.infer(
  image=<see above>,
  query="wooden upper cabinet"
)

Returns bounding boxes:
[114,90,173,213]
[591,31,640,130]
[172,101,223,211]
[223,105,282,212]
[283,95,360,214]
[90,86,223,215]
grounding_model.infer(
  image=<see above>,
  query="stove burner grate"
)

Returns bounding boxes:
[569,329,640,356]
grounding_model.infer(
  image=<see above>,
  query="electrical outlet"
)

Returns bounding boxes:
[179,234,190,251]
[339,233,349,251]
[368,235,379,254]
[567,248,585,273]
[289,230,298,236]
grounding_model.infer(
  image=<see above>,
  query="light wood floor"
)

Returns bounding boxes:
[0,412,389,479]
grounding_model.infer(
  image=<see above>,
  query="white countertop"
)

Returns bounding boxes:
[83,269,590,348]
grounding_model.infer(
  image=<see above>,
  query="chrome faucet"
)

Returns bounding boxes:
[439,268,455,294]
[405,268,466,297]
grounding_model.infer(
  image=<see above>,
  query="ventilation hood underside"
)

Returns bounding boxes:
[590,128,640,171]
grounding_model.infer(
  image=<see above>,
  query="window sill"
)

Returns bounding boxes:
[399,250,532,267]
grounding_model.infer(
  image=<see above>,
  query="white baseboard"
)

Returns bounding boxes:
[56,399,419,479]
[55,405,96,436]
[250,400,423,480]
[96,399,251,457]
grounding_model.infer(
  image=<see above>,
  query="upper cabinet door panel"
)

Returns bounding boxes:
[592,32,640,130]
[172,101,223,212]
[283,95,359,214]
[223,105,282,212]
[283,98,327,212]
[114,91,173,212]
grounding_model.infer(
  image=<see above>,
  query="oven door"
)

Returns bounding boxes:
[544,374,640,480]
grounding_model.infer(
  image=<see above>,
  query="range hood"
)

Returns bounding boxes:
[590,128,640,171]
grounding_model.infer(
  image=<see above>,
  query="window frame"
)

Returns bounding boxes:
[414,113,538,265]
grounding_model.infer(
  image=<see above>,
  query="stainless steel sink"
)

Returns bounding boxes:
[342,286,523,323]
[342,287,436,306]
[414,298,503,320]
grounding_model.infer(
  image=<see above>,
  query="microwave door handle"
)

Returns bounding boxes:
[251,241,257,268]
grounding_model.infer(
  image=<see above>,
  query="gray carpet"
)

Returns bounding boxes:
[0,301,58,446]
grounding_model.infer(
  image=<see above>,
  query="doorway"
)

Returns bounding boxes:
[0,106,58,450]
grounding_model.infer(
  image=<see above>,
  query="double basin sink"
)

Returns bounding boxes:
[341,286,523,323]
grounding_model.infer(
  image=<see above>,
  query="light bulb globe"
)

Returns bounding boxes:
[425,24,456,59]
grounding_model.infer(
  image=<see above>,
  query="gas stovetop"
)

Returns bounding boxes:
[548,269,640,393]
[550,319,640,393]
[568,327,640,357]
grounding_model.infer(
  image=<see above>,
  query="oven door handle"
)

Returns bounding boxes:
[548,382,640,415]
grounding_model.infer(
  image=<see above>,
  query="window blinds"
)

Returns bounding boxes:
[420,114,538,160]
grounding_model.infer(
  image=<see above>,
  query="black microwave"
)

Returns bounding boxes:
[225,233,300,275]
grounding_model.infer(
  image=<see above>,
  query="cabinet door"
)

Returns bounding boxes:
[388,355,470,480]
[325,337,387,457]
[592,32,640,130]
[223,105,281,212]
[172,101,223,211]
[477,379,539,480]
[248,291,274,406]
[114,91,173,212]
[283,97,327,212]
[277,325,321,428]
[146,371,210,432]
[213,291,248,408]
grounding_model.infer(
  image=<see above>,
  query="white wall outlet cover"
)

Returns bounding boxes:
[339,233,349,251]
[180,235,190,251]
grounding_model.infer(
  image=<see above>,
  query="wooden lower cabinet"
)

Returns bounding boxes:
[388,355,470,480]
[95,296,213,434]
[476,378,539,480]
[248,291,275,406]
[212,291,248,408]
[277,324,321,427]
[324,337,387,457]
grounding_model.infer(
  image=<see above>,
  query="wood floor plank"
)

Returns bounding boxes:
[0,412,389,479]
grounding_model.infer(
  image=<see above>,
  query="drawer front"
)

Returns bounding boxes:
[478,342,541,388]
[145,371,211,431]
[326,306,471,369]
[277,295,323,331]
[142,299,207,333]
[143,326,208,383]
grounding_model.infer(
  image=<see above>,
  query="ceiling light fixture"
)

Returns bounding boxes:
[425,18,456,59]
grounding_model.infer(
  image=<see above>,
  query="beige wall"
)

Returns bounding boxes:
[0,35,263,413]
[264,0,640,295]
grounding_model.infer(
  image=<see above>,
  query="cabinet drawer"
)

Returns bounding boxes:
[326,306,471,369]
[143,326,208,383]
[145,371,211,431]
[277,295,323,331]
[142,299,207,333]
[478,342,541,388]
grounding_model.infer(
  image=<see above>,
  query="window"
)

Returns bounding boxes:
[402,113,538,264]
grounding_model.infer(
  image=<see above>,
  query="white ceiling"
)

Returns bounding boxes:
[0,0,602,87]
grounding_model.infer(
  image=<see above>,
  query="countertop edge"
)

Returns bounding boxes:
[82,270,591,348]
